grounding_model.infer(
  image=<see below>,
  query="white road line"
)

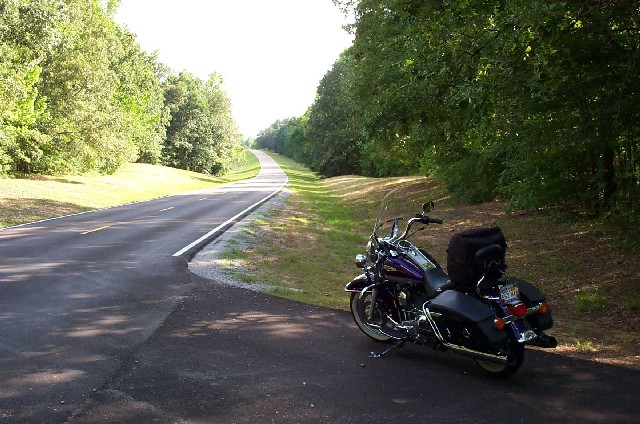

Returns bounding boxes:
[172,179,287,257]
[159,207,174,212]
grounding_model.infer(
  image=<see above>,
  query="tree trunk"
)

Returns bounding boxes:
[602,147,616,208]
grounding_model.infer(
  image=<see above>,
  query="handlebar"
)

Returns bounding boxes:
[397,214,443,240]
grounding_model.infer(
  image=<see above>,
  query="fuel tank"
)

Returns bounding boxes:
[384,255,424,282]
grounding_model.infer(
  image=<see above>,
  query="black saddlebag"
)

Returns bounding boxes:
[511,278,554,331]
[447,227,506,291]
[428,290,508,351]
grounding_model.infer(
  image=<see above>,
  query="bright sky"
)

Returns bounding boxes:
[114,0,353,139]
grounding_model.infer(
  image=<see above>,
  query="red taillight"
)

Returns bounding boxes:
[494,318,505,330]
[507,302,528,317]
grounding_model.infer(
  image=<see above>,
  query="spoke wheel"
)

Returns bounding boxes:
[349,292,394,343]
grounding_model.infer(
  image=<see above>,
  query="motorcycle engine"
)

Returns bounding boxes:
[396,283,427,314]
[395,283,435,342]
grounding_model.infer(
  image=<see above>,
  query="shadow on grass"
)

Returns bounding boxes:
[187,165,262,185]
[0,198,90,228]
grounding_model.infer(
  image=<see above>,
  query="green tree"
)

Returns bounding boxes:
[491,1,640,212]
[1,0,170,175]
[333,0,640,215]
[306,52,363,176]
[255,119,292,154]
[39,0,138,174]
[162,72,242,174]
[283,114,309,164]
[112,27,168,165]
[0,0,61,173]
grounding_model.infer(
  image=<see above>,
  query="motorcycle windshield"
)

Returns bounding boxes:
[373,188,418,240]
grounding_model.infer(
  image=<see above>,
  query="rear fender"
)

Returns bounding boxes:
[511,278,554,331]
[494,301,537,343]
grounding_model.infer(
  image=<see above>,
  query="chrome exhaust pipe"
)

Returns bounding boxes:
[442,342,509,365]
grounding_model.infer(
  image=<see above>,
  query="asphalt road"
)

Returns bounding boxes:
[0,150,286,423]
[2,152,639,423]
[69,280,639,424]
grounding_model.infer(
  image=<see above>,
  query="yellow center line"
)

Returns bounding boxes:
[81,225,111,235]
[159,207,174,212]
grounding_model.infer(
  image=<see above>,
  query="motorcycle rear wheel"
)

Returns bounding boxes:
[349,292,394,343]
[474,342,525,377]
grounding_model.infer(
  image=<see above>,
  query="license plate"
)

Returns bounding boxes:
[500,284,519,302]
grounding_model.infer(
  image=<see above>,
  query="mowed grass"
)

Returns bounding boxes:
[0,150,260,228]
[228,155,450,309]
[231,152,640,367]
[225,154,368,309]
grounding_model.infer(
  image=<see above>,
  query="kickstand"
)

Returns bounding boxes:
[369,339,406,358]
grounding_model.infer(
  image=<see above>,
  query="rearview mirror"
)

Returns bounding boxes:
[422,201,435,213]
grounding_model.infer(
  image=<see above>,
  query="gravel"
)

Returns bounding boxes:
[188,189,297,293]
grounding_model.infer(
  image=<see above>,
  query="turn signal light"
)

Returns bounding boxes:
[538,303,549,314]
[494,318,505,330]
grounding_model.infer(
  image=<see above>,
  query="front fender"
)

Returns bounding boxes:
[345,273,373,292]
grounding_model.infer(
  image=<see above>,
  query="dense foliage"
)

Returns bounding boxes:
[162,72,243,174]
[256,0,640,219]
[0,0,242,176]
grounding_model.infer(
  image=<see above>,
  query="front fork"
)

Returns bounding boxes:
[368,286,379,321]
[362,284,401,323]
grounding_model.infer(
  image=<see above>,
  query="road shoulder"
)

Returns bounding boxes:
[188,189,292,293]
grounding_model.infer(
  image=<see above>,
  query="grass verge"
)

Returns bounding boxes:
[0,150,260,228]
[230,152,640,369]
[221,154,366,309]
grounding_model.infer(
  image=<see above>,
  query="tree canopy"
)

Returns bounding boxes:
[162,72,243,175]
[0,0,242,176]
[255,0,640,220]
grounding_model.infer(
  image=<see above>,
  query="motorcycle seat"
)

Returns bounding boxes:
[424,267,455,298]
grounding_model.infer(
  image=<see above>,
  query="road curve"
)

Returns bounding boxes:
[0,150,287,423]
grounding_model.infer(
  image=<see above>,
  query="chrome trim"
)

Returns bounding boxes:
[423,303,446,343]
[441,343,509,365]
[396,240,437,271]
[517,330,537,343]
[501,303,542,324]
[343,281,376,294]
[365,317,412,341]
[360,283,376,299]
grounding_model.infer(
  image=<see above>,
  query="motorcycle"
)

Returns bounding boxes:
[345,190,557,376]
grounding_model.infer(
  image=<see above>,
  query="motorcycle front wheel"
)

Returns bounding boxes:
[349,292,394,343]
[474,342,525,377]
